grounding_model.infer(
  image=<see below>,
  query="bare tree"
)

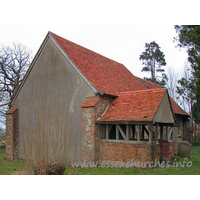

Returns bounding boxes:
[0,43,32,129]
[166,66,179,100]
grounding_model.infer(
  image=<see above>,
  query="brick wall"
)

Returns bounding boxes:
[159,140,175,162]
[99,140,160,164]
[81,95,176,166]
[5,107,18,160]
[81,106,96,162]
[81,95,112,163]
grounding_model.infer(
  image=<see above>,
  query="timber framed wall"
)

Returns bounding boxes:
[81,96,176,165]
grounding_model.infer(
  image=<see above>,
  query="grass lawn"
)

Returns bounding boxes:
[0,142,28,175]
[1,141,200,175]
[65,146,200,175]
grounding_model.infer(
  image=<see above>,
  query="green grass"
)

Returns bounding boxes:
[1,141,200,175]
[0,142,28,175]
[64,146,200,175]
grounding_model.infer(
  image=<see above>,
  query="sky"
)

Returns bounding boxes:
[1,0,198,81]
[0,25,189,79]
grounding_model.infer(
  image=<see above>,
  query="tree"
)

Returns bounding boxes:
[0,43,32,129]
[166,65,179,100]
[176,61,194,115]
[174,25,200,117]
[139,41,167,87]
[176,63,194,116]
[192,102,200,123]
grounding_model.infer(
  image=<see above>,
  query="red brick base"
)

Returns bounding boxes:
[81,95,176,167]
[5,107,18,160]
[159,140,175,161]
[99,140,160,164]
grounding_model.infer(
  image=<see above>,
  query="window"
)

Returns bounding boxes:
[103,124,151,141]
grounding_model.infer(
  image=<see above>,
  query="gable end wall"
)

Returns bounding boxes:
[11,38,96,164]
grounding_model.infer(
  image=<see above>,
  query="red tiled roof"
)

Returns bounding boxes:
[49,32,160,96]
[170,98,189,116]
[6,107,18,115]
[81,99,99,108]
[10,31,190,119]
[98,88,167,123]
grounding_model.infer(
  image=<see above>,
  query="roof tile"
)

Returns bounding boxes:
[169,98,189,116]
[6,107,18,115]
[98,88,167,122]
[10,32,190,119]
[49,32,160,96]
[81,99,99,108]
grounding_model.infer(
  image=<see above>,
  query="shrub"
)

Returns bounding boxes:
[33,162,66,175]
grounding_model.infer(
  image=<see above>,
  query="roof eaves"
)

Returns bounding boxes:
[6,106,18,115]
[170,97,190,117]
[49,33,101,95]
[102,92,118,98]
[97,120,153,124]
[81,98,99,108]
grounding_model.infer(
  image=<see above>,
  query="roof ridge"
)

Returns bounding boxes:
[135,76,160,89]
[118,88,166,94]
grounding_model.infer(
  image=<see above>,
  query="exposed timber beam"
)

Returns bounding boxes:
[106,124,109,140]
[116,125,119,140]
[137,125,140,141]
[166,125,169,141]
[167,126,173,141]
[160,125,163,140]
[143,125,149,136]
[117,125,126,140]
[126,124,129,141]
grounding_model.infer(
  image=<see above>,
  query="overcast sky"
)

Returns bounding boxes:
[1,25,189,79]
[1,0,199,77]
[1,1,198,81]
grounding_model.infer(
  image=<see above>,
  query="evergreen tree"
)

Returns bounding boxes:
[174,25,200,117]
[139,41,167,87]
[192,102,200,124]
